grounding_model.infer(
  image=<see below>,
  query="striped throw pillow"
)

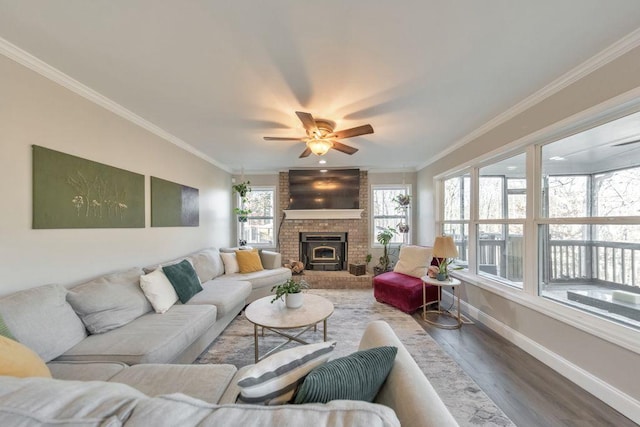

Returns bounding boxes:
[237,341,336,405]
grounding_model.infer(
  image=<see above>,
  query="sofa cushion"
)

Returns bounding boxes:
[67,267,152,334]
[294,346,398,404]
[393,245,433,278]
[0,335,52,378]
[187,280,251,318]
[109,364,237,404]
[129,396,400,427]
[163,260,203,303]
[140,268,179,313]
[56,304,217,365]
[0,284,87,362]
[237,341,336,405]
[0,376,143,426]
[235,249,264,273]
[48,361,128,382]
[220,252,239,274]
[190,248,225,281]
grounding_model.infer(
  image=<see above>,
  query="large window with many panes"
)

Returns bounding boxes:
[438,109,640,329]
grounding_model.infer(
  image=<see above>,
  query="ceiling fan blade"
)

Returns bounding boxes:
[263,136,305,141]
[330,124,374,139]
[296,111,318,134]
[299,147,312,158]
[331,140,359,155]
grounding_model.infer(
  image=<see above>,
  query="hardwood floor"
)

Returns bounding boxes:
[412,313,637,427]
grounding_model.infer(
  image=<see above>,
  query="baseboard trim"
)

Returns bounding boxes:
[458,297,640,424]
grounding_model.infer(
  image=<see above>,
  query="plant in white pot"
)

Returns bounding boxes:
[271,278,310,308]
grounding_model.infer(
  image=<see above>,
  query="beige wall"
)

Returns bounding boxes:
[417,46,640,402]
[0,55,232,296]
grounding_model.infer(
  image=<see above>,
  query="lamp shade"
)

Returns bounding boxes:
[433,236,458,259]
[306,139,333,156]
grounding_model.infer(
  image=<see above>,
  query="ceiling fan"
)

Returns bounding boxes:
[264,111,374,158]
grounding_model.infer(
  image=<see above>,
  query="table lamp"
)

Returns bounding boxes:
[432,236,459,281]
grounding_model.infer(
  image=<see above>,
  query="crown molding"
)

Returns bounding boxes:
[417,27,640,171]
[0,37,232,173]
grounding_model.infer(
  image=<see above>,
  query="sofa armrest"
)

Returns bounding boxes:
[359,321,459,427]
[260,250,282,270]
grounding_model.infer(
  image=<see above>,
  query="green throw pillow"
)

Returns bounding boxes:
[162,260,203,303]
[0,313,15,340]
[293,346,398,404]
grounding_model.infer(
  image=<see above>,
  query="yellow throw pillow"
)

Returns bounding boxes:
[235,249,264,274]
[0,335,52,378]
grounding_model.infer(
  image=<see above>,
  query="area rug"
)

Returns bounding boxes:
[196,289,515,427]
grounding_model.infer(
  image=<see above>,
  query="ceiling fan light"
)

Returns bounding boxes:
[306,139,333,156]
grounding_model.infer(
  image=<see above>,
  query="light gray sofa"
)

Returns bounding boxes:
[0,321,458,427]
[0,247,291,366]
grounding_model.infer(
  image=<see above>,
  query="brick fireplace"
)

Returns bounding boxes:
[278,171,370,269]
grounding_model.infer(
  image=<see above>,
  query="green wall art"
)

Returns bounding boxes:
[32,145,145,229]
[151,176,199,227]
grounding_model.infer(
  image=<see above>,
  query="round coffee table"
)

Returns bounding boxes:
[245,294,334,362]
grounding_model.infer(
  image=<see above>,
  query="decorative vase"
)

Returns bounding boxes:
[436,272,447,281]
[285,292,303,309]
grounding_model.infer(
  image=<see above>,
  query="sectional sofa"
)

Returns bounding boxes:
[0,247,291,365]
[0,247,459,426]
[0,321,458,426]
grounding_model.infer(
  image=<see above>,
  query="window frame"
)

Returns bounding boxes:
[371,184,412,247]
[434,93,640,354]
[236,185,276,248]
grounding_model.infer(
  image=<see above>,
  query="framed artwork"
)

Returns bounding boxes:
[32,145,145,229]
[151,176,199,227]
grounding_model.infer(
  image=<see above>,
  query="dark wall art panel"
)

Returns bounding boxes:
[32,145,145,229]
[150,176,199,227]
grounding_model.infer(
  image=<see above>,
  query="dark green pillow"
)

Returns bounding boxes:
[0,313,15,340]
[162,260,203,303]
[293,346,398,404]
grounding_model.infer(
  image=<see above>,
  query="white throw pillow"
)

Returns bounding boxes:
[237,341,336,405]
[220,252,239,274]
[393,245,433,278]
[139,268,179,314]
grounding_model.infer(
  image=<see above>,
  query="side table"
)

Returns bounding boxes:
[421,276,462,329]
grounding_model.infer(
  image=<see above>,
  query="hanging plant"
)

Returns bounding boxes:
[392,194,411,207]
[232,181,252,198]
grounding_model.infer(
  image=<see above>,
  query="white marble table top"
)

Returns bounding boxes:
[245,294,334,329]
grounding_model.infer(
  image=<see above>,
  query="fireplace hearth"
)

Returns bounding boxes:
[300,232,347,271]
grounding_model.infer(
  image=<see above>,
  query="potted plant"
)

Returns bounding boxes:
[271,278,310,308]
[232,181,252,222]
[374,227,397,275]
[392,194,411,208]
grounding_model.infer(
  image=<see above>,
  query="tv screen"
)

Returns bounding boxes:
[288,169,360,209]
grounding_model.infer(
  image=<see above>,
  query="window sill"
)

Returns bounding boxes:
[451,270,640,355]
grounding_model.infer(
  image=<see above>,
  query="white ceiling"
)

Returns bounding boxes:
[2,1,640,173]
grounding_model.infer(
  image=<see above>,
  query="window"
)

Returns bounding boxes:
[238,187,275,246]
[477,153,526,287]
[442,174,470,265]
[539,116,640,327]
[372,185,411,245]
[438,109,640,329]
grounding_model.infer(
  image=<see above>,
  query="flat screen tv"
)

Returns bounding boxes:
[288,169,360,210]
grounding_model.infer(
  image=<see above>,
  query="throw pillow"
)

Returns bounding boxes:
[235,249,264,274]
[293,346,398,404]
[0,313,15,340]
[0,335,52,378]
[139,268,180,313]
[393,245,433,278]
[162,260,203,303]
[220,252,239,274]
[237,341,336,405]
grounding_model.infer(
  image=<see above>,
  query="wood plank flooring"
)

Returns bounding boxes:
[412,313,637,427]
